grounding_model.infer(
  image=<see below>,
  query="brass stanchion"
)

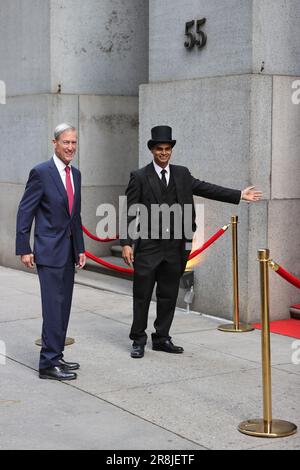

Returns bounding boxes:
[238,249,297,438]
[35,337,75,347]
[218,216,254,332]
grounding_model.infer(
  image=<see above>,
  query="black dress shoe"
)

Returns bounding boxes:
[58,358,80,370]
[130,344,145,359]
[39,366,77,381]
[152,340,184,354]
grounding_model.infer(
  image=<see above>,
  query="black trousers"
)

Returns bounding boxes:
[130,239,184,346]
[37,240,75,369]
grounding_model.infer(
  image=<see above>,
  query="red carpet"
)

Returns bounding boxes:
[253,319,300,339]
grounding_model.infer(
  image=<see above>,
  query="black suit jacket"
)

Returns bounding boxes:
[120,163,241,252]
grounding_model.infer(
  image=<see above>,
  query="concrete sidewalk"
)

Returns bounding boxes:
[0,265,299,450]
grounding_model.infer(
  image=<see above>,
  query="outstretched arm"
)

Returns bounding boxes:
[191,175,242,204]
[191,172,262,204]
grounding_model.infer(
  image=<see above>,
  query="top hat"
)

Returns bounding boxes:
[147,126,176,150]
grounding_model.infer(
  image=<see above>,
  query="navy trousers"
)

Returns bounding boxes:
[37,240,75,369]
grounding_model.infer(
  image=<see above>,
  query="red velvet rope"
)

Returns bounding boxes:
[273,265,300,290]
[85,250,134,274]
[82,225,118,242]
[188,227,228,261]
[83,224,229,275]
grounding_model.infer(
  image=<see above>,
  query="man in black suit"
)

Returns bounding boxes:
[121,126,262,359]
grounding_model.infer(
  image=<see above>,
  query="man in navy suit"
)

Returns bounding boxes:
[16,123,86,380]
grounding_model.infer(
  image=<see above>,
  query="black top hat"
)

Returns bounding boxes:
[147,125,176,150]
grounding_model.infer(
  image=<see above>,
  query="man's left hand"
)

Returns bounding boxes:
[241,186,263,202]
[76,253,86,270]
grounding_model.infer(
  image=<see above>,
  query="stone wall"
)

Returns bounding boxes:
[0,0,148,269]
[140,0,300,321]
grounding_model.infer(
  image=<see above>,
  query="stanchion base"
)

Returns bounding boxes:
[35,337,75,347]
[238,419,297,438]
[218,323,254,333]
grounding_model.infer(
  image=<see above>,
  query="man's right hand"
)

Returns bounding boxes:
[122,246,134,268]
[21,254,35,269]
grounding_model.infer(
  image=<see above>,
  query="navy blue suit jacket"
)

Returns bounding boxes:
[16,158,85,267]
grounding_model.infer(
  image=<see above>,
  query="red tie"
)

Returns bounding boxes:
[65,166,74,215]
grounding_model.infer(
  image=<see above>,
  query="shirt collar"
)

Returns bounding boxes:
[152,160,170,176]
[53,154,71,173]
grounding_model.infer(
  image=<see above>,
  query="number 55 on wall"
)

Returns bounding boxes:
[184,18,207,50]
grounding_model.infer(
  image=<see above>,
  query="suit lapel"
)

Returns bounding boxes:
[146,163,163,203]
[170,165,184,205]
[48,158,69,215]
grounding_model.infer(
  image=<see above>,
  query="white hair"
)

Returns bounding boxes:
[54,123,76,140]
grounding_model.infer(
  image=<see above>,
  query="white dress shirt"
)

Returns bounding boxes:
[153,160,170,186]
[53,154,75,193]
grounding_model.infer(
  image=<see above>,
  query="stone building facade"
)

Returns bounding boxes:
[0,0,299,322]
